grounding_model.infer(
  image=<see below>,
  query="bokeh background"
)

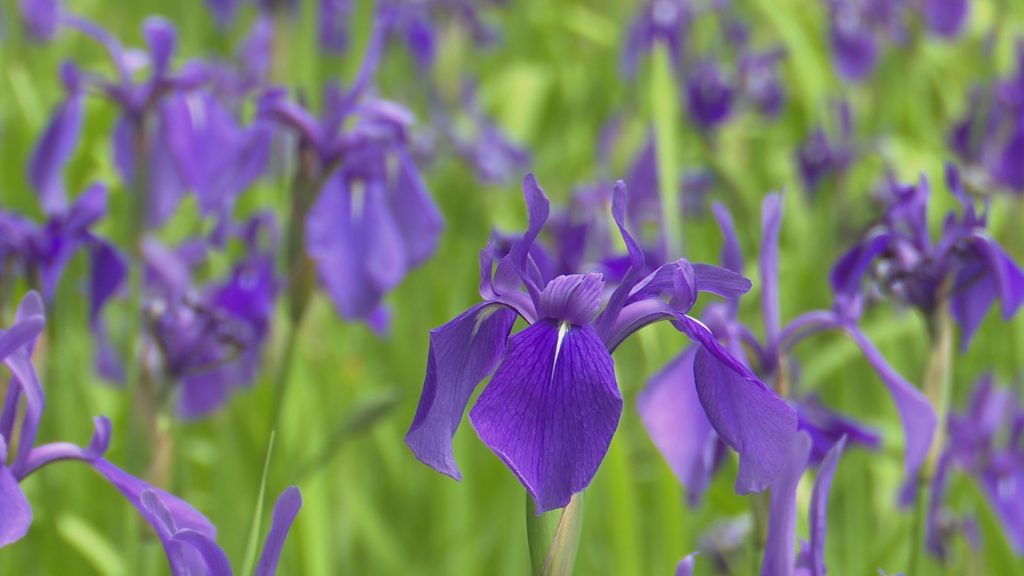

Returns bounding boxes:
[1,0,1023,574]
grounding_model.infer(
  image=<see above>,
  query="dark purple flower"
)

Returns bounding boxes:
[797,100,855,194]
[141,218,277,418]
[686,60,734,130]
[406,175,796,512]
[952,43,1024,194]
[832,166,1024,349]
[639,195,933,504]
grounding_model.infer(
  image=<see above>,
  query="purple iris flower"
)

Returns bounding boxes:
[739,49,786,118]
[621,0,692,78]
[406,175,797,513]
[686,60,735,131]
[827,0,884,81]
[832,166,1024,349]
[639,194,931,505]
[951,42,1024,194]
[760,432,846,576]
[17,0,59,41]
[98,215,277,418]
[435,84,530,185]
[797,100,855,194]
[921,0,969,38]
[0,291,301,572]
[259,14,442,331]
[928,375,1023,558]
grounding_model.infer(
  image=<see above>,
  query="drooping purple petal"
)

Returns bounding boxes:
[90,458,216,544]
[254,486,303,576]
[638,347,719,504]
[389,148,443,267]
[845,326,936,477]
[692,339,798,494]
[0,438,31,548]
[143,16,178,77]
[29,92,84,215]
[470,320,622,513]
[406,303,518,479]
[759,431,811,576]
[808,436,846,576]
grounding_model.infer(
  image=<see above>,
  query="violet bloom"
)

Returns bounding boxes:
[406,175,797,513]
[17,0,59,41]
[259,15,442,331]
[384,0,502,69]
[921,0,969,38]
[832,166,1024,349]
[639,195,931,505]
[951,42,1024,194]
[760,432,846,576]
[928,376,1023,558]
[797,100,855,194]
[437,84,530,185]
[739,49,786,118]
[0,292,302,572]
[621,0,692,78]
[108,216,277,418]
[686,60,734,130]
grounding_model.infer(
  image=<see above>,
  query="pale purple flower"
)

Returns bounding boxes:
[639,195,933,504]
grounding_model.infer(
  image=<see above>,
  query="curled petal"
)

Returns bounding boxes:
[406,303,518,479]
[845,326,935,478]
[539,273,605,325]
[513,174,551,304]
[470,321,622,513]
[596,180,646,339]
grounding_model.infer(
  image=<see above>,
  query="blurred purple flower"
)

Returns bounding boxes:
[406,175,796,512]
[686,60,735,130]
[17,0,59,41]
[952,42,1024,194]
[832,166,1024,349]
[622,0,691,78]
[639,195,933,504]
[922,0,969,38]
[0,292,300,572]
[260,14,441,331]
[928,375,1023,558]
[739,49,786,118]
[797,100,855,194]
[437,84,530,185]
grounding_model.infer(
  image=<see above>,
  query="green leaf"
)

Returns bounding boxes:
[56,514,126,576]
[650,43,683,252]
[241,430,276,576]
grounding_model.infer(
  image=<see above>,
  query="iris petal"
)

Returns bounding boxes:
[406,303,518,479]
[470,320,621,513]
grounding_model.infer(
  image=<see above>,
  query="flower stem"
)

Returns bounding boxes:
[650,42,683,254]
[526,492,585,576]
[909,304,954,573]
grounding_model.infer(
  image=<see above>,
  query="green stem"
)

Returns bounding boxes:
[909,304,953,574]
[269,315,302,436]
[650,42,683,254]
[526,492,585,576]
